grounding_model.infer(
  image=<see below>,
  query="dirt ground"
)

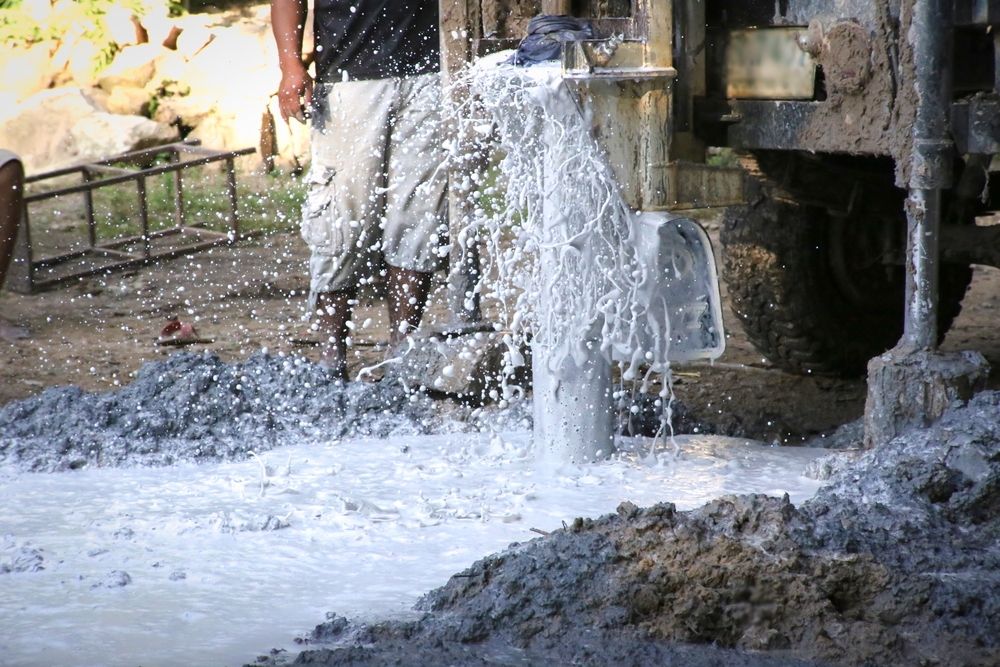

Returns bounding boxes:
[285,382,1000,667]
[2,209,1000,442]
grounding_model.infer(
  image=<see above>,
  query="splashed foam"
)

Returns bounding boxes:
[444,58,678,457]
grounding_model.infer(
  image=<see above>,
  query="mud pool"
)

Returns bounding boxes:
[0,425,828,667]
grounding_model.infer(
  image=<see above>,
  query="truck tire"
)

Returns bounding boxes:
[721,152,973,377]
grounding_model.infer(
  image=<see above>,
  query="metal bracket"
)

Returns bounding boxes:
[6,140,256,294]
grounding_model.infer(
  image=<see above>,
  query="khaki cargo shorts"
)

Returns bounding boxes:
[302,73,447,312]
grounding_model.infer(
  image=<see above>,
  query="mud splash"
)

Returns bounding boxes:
[0,350,710,474]
[0,351,438,471]
[284,392,1000,667]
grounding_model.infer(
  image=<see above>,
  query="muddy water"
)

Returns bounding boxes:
[0,425,826,667]
[288,392,1000,667]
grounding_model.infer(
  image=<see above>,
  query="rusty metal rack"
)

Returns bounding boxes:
[6,139,257,293]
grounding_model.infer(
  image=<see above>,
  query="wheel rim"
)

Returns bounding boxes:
[827,211,903,311]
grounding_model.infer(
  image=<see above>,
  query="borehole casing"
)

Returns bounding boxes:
[532,338,614,464]
[531,117,615,464]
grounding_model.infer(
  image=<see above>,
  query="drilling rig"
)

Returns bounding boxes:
[439,0,999,444]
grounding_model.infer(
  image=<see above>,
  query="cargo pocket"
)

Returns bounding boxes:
[300,167,341,252]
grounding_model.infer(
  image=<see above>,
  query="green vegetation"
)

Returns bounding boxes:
[0,0,183,74]
[91,164,306,239]
[706,147,740,169]
[28,164,306,249]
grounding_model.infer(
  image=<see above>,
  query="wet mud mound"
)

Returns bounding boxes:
[286,392,1000,667]
[0,351,437,471]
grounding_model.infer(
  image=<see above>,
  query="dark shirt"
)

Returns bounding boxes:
[313,0,440,82]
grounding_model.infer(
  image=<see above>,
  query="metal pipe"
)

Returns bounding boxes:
[137,176,150,259]
[903,188,941,349]
[903,0,954,350]
[23,147,255,203]
[173,151,185,230]
[225,158,239,239]
[532,121,615,464]
[83,170,96,248]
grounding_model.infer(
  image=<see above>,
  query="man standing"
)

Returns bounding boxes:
[271,0,445,378]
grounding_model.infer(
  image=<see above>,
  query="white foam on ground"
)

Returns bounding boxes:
[0,433,829,667]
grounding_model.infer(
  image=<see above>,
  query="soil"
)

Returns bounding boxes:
[3,213,1000,446]
[262,391,1000,667]
[0,350,440,471]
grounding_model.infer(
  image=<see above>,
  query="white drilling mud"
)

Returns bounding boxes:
[444,59,722,454]
[0,418,825,667]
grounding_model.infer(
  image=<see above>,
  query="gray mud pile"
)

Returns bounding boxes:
[0,351,437,471]
[281,392,1000,667]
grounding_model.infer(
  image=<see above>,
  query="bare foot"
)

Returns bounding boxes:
[318,347,348,381]
[0,315,28,341]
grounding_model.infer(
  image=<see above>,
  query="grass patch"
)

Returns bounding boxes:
[27,165,306,250]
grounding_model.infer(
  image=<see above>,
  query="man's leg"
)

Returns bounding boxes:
[385,265,431,351]
[0,156,28,341]
[303,78,395,379]
[315,290,353,377]
[381,73,448,354]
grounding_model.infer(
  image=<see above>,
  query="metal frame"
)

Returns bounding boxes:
[6,140,256,293]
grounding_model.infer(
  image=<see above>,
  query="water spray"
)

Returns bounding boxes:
[444,58,725,463]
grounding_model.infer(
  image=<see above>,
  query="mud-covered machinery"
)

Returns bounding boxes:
[441,0,1000,444]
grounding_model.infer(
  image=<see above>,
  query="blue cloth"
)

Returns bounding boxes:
[507,15,595,66]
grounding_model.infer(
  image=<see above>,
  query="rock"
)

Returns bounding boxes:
[1,541,44,574]
[98,44,169,92]
[70,113,178,163]
[142,12,183,50]
[186,87,279,169]
[311,614,350,643]
[106,86,150,116]
[20,0,51,23]
[152,95,215,128]
[0,88,178,175]
[0,92,17,115]
[183,27,272,96]
[0,43,56,103]
[186,97,271,166]
[175,20,214,60]
[50,36,102,87]
[104,5,146,48]
[149,50,189,92]
[86,86,111,112]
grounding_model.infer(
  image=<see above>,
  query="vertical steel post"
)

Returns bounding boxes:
[904,189,941,349]
[137,176,150,259]
[862,0,981,449]
[904,0,954,350]
[83,169,96,248]
[173,150,185,230]
[225,157,239,239]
